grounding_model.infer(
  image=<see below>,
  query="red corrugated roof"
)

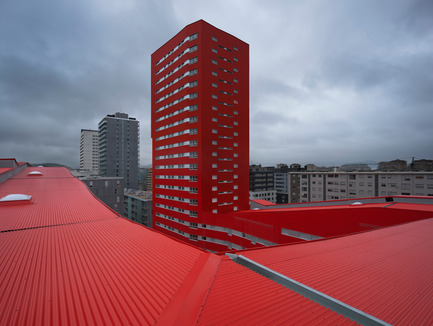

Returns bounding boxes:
[0,168,13,175]
[251,199,275,206]
[0,168,118,232]
[0,167,209,325]
[2,166,433,325]
[239,218,433,325]
[196,256,357,326]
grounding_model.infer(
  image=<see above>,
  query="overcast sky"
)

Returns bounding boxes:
[1,0,432,168]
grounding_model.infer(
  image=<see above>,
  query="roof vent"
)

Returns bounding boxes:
[28,171,43,176]
[0,194,33,206]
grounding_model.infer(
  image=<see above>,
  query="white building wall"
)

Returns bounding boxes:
[80,129,99,173]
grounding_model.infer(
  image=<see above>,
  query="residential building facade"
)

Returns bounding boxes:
[124,191,153,227]
[79,129,99,173]
[289,171,433,203]
[151,20,249,245]
[80,176,124,214]
[98,112,139,189]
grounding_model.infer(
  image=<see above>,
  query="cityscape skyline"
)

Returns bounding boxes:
[1,0,432,167]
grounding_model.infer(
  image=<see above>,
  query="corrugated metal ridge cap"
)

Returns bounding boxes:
[226,253,391,326]
[156,252,222,325]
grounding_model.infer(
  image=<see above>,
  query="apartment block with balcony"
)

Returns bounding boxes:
[289,171,433,203]
[151,20,249,246]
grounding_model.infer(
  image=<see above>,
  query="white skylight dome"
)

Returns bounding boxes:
[28,171,43,176]
[0,194,32,202]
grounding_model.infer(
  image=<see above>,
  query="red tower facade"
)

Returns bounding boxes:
[151,20,249,249]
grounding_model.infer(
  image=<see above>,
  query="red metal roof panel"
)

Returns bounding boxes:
[240,219,433,325]
[0,218,205,325]
[196,256,357,326]
[0,168,118,231]
[0,168,13,175]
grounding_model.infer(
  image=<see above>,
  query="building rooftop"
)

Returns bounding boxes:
[1,165,433,325]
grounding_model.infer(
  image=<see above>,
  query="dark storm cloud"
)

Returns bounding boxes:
[0,0,432,167]
[0,0,178,166]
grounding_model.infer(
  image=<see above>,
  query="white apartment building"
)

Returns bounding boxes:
[80,129,99,173]
[249,190,277,203]
[286,172,433,203]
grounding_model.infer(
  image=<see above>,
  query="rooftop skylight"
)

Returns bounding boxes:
[0,194,32,202]
[28,171,43,176]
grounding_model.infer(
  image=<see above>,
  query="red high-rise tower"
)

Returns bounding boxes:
[151,20,249,249]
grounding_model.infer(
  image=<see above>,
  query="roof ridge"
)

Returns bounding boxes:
[155,252,221,325]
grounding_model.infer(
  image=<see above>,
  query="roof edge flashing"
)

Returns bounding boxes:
[226,253,391,326]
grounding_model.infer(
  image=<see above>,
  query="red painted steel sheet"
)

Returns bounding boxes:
[241,219,433,325]
[0,168,13,175]
[0,218,204,325]
[196,256,357,326]
[0,168,118,231]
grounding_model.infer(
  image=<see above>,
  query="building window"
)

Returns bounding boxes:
[189,80,198,88]
[212,59,217,65]
[190,211,198,217]
[190,33,198,40]
[212,36,218,42]
[190,93,198,99]
[190,164,198,170]
[190,57,198,64]
[189,45,198,52]
[190,69,198,76]
[212,71,217,76]
[212,48,217,53]
[212,94,217,99]
[212,106,217,111]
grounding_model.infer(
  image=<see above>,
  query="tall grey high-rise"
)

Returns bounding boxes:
[98,112,139,189]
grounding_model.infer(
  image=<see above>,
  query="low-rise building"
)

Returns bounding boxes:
[249,190,277,203]
[79,176,124,214]
[124,191,153,227]
[378,159,408,171]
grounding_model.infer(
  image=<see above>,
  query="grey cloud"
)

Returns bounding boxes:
[0,0,432,168]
